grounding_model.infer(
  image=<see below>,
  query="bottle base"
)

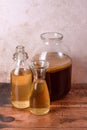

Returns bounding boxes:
[29,107,50,115]
[12,101,29,109]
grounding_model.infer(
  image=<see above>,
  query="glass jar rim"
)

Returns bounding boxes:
[30,60,49,70]
[40,32,63,41]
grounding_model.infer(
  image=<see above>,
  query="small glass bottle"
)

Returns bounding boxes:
[11,45,32,109]
[29,60,50,115]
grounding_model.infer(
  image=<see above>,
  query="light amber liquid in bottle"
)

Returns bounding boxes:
[11,68,32,109]
[29,80,50,115]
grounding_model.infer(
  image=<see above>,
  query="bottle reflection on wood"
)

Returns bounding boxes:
[29,60,50,115]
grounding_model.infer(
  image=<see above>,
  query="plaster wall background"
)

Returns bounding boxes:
[0,0,87,83]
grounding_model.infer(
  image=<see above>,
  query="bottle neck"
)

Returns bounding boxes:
[13,45,29,75]
[30,60,49,81]
[13,45,28,67]
[33,68,46,81]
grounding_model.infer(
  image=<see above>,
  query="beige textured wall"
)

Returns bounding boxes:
[0,0,87,83]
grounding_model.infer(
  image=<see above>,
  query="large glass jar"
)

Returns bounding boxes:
[33,32,72,101]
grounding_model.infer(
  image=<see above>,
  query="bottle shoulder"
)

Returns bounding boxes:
[11,68,31,76]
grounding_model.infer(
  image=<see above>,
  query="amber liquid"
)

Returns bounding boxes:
[45,53,72,101]
[11,68,32,108]
[29,80,50,115]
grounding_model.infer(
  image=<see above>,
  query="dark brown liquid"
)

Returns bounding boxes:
[45,53,72,101]
[46,64,72,101]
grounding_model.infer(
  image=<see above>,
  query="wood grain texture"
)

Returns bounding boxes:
[0,83,87,130]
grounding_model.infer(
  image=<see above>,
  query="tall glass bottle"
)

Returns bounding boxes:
[11,45,32,109]
[29,60,50,115]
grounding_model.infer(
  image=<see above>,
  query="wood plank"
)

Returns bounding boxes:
[0,106,87,128]
[0,83,87,130]
[1,128,87,130]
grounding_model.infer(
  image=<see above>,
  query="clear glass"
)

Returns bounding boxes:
[11,45,32,109]
[33,32,72,101]
[29,60,50,115]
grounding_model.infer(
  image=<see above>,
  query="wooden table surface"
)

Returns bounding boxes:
[0,83,87,130]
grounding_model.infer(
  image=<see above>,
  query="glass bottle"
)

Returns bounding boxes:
[29,60,50,115]
[33,32,72,101]
[11,45,32,109]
